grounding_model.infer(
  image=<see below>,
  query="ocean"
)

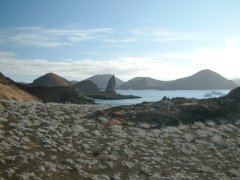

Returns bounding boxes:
[95,89,230,106]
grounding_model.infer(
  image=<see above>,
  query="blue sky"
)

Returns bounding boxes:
[0,0,240,82]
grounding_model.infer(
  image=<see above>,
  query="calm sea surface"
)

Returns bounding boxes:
[95,89,230,106]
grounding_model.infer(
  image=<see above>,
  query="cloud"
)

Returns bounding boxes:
[1,35,240,82]
[0,26,207,48]
[130,28,204,42]
[161,45,240,79]
[0,51,198,82]
[0,51,16,59]
[102,38,138,43]
[0,26,113,47]
[226,36,240,47]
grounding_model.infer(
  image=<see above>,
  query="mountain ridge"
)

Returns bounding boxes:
[119,69,237,90]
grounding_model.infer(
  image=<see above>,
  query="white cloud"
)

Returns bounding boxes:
[131,28,204,42]
[102,38,138,43]
[0,26,207,48]
[1,35,240,82]
[0,51,16,59]
[0,26,113,47]
[226,36,240,47]
[0,51,197,82]
[161,45,240,79]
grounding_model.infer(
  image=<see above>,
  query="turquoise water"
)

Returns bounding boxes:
[95,89,230,106]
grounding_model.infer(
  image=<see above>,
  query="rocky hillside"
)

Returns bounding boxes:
[29,73,71,87]
[27,86,95,104]
[0,99,239,179]
[0,72,38,102]
[86,74,124,90]
[97,87,240,128]
[119,69,237,90]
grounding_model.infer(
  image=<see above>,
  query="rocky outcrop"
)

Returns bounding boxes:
[86,74,124,89]
[86,93,140,100]
[27,86,95,104]
[95,87,240,127]
[105,75,116,95]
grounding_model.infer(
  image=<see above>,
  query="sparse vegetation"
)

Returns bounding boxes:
[0,99,239,179]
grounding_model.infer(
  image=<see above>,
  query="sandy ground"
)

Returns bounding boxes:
[0,100,240,179]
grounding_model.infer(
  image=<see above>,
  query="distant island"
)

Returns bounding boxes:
[0,69,238,104]
[73,75,140,100]
[86,74,125,90]
[119,69,238,90]
[232,79,240,86]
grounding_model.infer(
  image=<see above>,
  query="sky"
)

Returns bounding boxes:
[0,0,240,82]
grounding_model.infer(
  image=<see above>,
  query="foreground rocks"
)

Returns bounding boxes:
[0,100,240,179]
[96,87,240,128]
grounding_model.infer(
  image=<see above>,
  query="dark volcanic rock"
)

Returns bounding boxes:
[86,92,140,100]
[95,87,240,127]
[106,75,116,95]
[26,86,95,104]
[226,87,240,100]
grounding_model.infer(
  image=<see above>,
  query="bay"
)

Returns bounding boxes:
[95,89,230,106]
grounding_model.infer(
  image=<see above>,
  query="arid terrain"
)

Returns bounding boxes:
[0,73,38,102]
[0,100,239,179]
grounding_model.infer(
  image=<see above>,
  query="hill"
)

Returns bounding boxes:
[74,80,99,93]
[70,80,79,85]
[166,69,237,90]
[119,77,165,90]
[119,69,237,90]
[0,72,38,102]
[232,79,240,86]
[29,73,71,87]
[0,72,91,104]
[86,74,124,90]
